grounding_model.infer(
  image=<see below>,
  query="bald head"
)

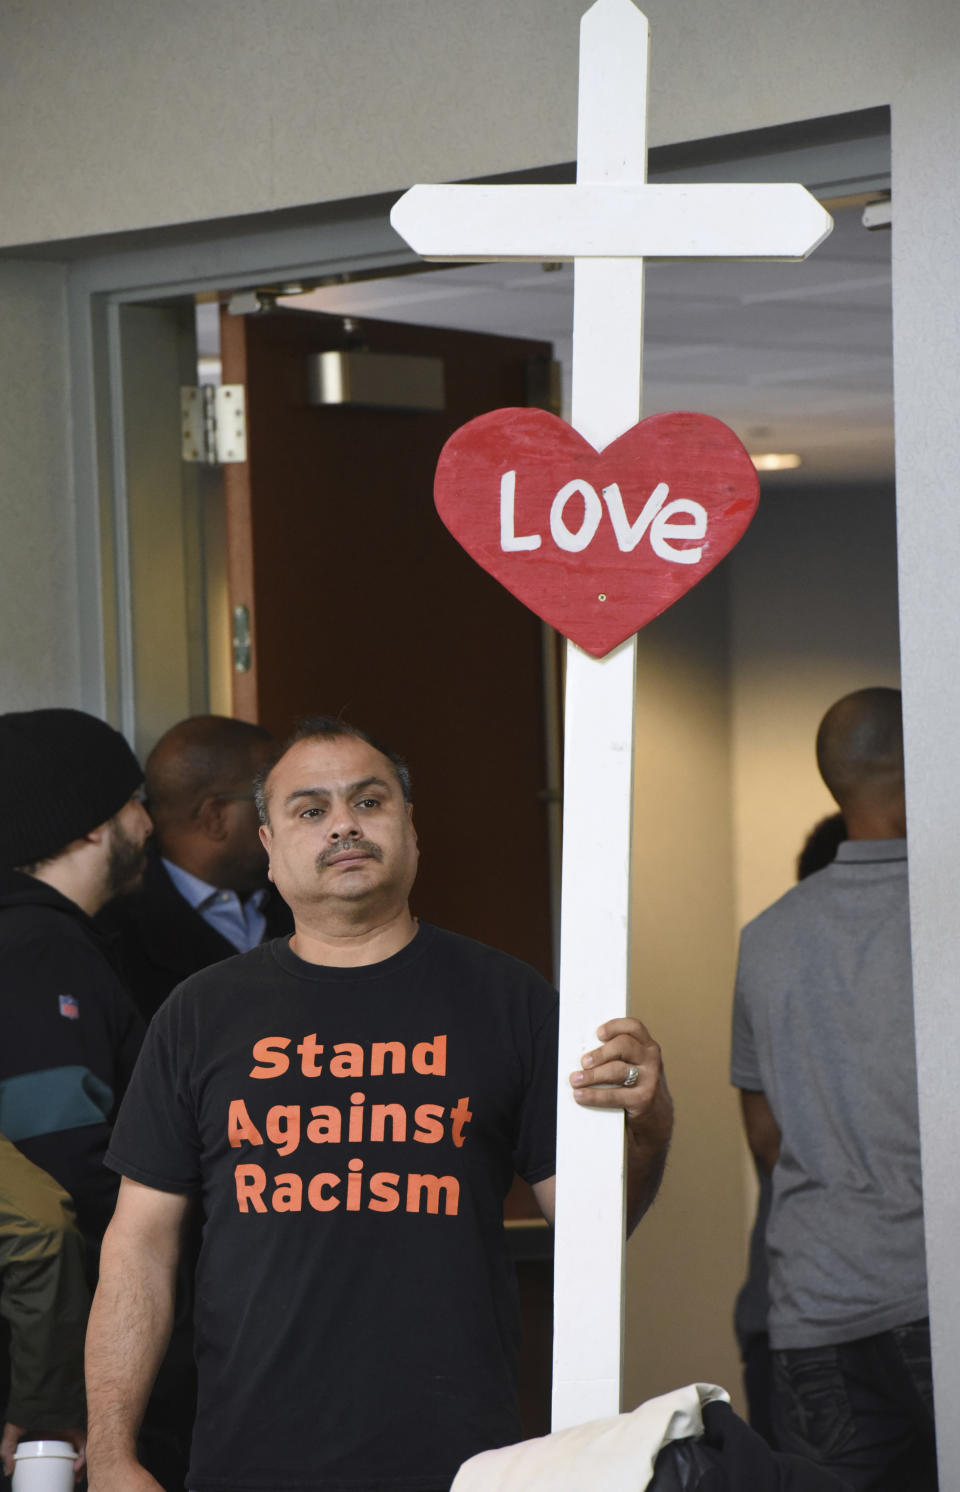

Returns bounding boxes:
[146,716,276,892]
[147,716,273,825]
[815,688,904,832]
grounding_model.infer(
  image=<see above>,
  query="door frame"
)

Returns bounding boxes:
[67,191,417,734]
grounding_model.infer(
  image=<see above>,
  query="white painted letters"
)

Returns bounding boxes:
[649,498,707,564]
[499,474,707,563]
[499,470,541,551]
[550,479,604,553]
[601,480,668,552]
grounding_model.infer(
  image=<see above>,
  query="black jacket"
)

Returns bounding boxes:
[0,870,144,1253]
[651,1401,847,1491]
[97,848,293,1022]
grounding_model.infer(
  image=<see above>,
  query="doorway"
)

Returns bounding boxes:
[79,108,894,1421]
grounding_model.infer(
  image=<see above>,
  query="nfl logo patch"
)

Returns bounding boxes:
[58,994,79,1020]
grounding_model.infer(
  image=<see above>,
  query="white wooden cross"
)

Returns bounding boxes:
[391,0,831,1433]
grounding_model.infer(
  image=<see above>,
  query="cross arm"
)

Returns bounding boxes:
[390,182,833,263]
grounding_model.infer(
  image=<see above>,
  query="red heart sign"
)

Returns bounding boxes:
[434,408,760,658]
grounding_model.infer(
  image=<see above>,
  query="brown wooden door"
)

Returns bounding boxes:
[220,306,556,978]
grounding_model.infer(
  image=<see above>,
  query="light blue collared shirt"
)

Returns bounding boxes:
[162,858,268,954]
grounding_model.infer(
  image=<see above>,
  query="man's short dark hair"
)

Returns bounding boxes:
[816,687,903,805]
[146,715,273,827]
[255,717,412,826]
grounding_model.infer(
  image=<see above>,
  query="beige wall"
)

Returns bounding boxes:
[120,303,208,758]
[623,480,901,1411]
[625,567,745,1408]
[0,260,78,710]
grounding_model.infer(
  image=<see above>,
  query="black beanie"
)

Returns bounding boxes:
[0,708,144,869]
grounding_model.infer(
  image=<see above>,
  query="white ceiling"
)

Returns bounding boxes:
[277,204,892,487]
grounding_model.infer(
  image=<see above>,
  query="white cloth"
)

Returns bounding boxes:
[451,1383,730,1492]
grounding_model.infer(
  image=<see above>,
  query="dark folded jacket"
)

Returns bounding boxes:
[651,1401,848,1491]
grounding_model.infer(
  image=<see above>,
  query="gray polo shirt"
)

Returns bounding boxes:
[731,839,927,1349]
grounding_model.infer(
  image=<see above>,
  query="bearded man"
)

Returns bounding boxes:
[0,709,150,1259]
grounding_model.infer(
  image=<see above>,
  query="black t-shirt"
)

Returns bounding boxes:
[106,923,558,1492]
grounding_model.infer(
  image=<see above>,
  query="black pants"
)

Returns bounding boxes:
[771,1319,937,1491]
[743,1331,776,1446]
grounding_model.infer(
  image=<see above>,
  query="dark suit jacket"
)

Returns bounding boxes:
[97,848,293,1022]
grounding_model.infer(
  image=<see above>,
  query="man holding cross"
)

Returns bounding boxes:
[85,717,673,1492]
[391,0,832,1426]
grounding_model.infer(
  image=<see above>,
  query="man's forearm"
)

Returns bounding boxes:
[738,1089,780,1177]
[625,1078,673,1234]
[85,1221,177,1482]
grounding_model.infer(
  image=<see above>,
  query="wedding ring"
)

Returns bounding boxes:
[622,1064,640,1088]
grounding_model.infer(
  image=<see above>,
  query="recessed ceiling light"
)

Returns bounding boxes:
[750,453,802,472]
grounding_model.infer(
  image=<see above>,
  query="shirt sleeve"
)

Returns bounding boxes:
[513,988,559,1185]
[730,930,763,1091]
[105,993,202,1194]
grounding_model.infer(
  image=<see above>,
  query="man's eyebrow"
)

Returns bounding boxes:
[349,776,392,795]
[283,776,392,807]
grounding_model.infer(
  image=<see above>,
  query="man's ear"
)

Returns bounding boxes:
[406,802,418,846]
[258,823,274,882]
[82,817,111,847]
[197,796,229,842]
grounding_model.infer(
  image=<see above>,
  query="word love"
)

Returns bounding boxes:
[435,408,760,658]
[501,472,704,564]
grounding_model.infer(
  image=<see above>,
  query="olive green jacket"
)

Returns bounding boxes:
[1,1135,88,1431]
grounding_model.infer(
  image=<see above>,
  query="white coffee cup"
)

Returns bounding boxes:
[11,1440,75,1492]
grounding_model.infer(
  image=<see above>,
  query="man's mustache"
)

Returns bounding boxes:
[317,839,383,868]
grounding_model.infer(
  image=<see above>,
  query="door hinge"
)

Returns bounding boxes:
[181,385,247,464]
[232,604,252,673]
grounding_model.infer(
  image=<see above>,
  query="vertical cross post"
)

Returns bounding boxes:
[551,1,649,1429]
[390,0,831,1433]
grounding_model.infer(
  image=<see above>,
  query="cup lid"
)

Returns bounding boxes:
[13,1440,76,1459]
